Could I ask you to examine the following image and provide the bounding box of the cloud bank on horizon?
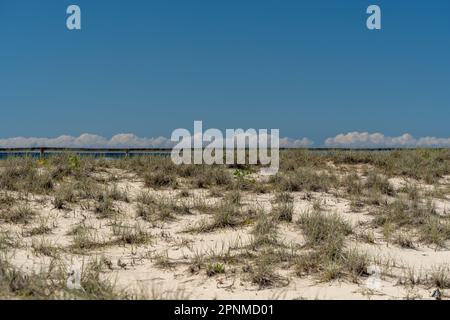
[325,132,450,148]
[0,132,449,149]
[0,134,313,149]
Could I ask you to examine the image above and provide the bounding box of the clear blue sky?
[1,0,449,146]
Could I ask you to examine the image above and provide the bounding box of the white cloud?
[0,134,174,148]
[325,132,450,148]
[279,137,314,148]
[0,133,313,148]
[3,132,449,149]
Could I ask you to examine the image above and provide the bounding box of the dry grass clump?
[0,191,16,209]
[27,217,53,236]
[144,171,178,189]
[190,196,216,214]
[298,210,351,246]
[296,246,370,283]
[250,213,278,248]
[117,155,175,174]
[152,251,176,269]
[400,183,420,201]
[0,158,54,194]
[105,184,129,202]
[224,190,241,205]
[341,173,364,196]
[420,217,450,247]
[49,176,101,210]
[31,238,60,258]
[247,211,296,287]
[272,193,294,222]
[53,184,77,209]
[271,168,337,193]
[393,232,415,249]
[0,158,34,190]
[205,200,242,230]
[0,255,129,299]
[373,199,425,227]
[69,225,107,253]
[118,156,183,189]
[136,201,174,222]
[0,155,102,196]
[249,249,289,288]
[280,149,449,185]
[55,180,127,211]
[135,191,157,206]
[69,177,102,200]
[47,154,98,179]
[112,223,152,245]
[401,264,450,290]
[190,166,233,189]
[373,198,450,247]
[136,193,190,223]
[1,205,36,224]
[295,210,368,282]
[0,231,19,251]
[340,172,394,206]
[249,255,278,288]
[279,150,328,172]
[272,202,294,223]
[274,192,294,203]
[430,265,450,289]
[190,199,244,232]
[0,256,55,299]
[74,260,128,299]
[340,248,371,282]
[364,172,395,196]
[333,149,449,184]
[94,193,116,218]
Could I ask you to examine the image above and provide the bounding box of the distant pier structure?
[0,147,173,159]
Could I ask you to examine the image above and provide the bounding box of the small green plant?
[233,169,255,189]
[68,155,81,170]
[233,169,252,180]
[206,263,225,276]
